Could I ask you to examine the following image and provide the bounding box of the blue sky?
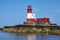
[0,0,60,27]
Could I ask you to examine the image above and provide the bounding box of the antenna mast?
[26,0,31,5]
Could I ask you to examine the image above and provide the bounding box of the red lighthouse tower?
[27,5,32,13]
[27,5,35,22]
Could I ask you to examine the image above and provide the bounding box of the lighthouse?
[24,5,50,25]
[27,5,35,22]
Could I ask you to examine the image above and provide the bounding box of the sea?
[0,30,60,40]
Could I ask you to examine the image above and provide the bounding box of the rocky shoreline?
[0,25,60,36]
[0,28,3,31]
